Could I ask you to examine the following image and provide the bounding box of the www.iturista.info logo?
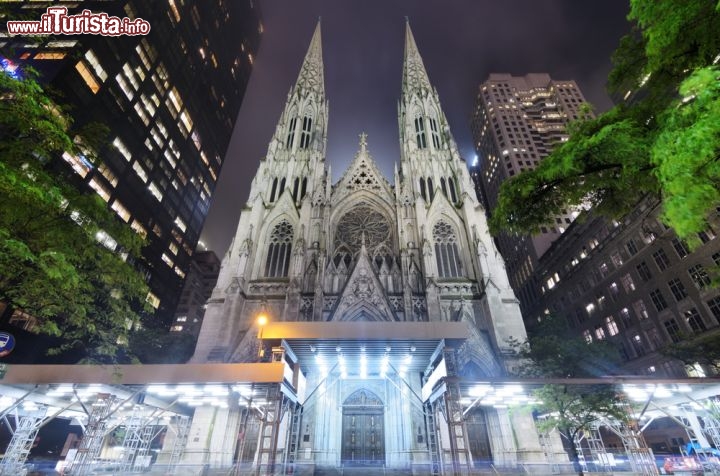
[6,7,150,36]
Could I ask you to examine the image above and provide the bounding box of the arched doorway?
[341,389,385,466]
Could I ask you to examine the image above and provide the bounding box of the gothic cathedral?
[187,21,547,475]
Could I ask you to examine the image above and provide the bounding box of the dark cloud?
[200,0,631,254]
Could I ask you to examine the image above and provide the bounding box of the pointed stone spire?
[295,19,325,97]
[402,20,432,94]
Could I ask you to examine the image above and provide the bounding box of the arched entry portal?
[341,389,385,466]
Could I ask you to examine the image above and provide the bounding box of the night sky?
[200,1,632,255]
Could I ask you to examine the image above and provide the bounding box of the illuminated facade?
[470,74,589,315]
[0,0,261,323]
[187,22,552,474]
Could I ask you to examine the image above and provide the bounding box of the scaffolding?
[574,425,611,473]
[537,431,560,473]
[166,415,191,474]
[64,393,117,476]
[117,405,156,473]
[0,406,47,476]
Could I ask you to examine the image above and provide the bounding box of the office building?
[0,0,261,323]
[170,250,220,339]
[470,73,588,313]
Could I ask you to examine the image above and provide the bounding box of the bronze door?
[342,410,384,466]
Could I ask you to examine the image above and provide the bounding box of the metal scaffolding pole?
[0,406,47,476]
[118,405,156,473]
[167,415,191,474]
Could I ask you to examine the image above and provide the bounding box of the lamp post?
[257,313,268,359]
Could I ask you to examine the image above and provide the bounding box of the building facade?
[527,199,720,378]
[0,0,261,322]
[171,250,221,339]
[470,74,588,314]
[185,22,552,473]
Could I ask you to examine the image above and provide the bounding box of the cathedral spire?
[294,19,325,97]
[402,20,431,95]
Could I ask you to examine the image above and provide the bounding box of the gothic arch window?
[448,177,458,203]
[428,115,441,149]
[427,177,435,201]
[292,177,300,201]
[269,177,278,202]
[419,177,427,201]
[301,177,308,199]
[440,177,447,198]
[433,220,463,278]
[414,114,427,149]
[265,220,293,277]
[279,177,286,198]
[286,111,298,149]
[300,113,313,149]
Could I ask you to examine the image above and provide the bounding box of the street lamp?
[257,312,269,359]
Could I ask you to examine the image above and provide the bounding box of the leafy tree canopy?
[0,69,150,362]
[490,0,720,245]
[660,328,720,375]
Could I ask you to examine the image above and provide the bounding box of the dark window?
[292,177,299,201]
[636,261,652,282]
[429,116,441,149]
[440,177,447,198]
[707,296,720,323]
[414,116,427,149]
[626,239,638,256]
[419,178,427,201]
[433,221,463,278]
[264,220,293,278]
[300,115,313,149]
[664,319,681,343]
[279,177,286,198]
[300,177,308,199]
[652,249,671,271]
[650,289,668,311]
[672,238,690,258]
[688,264,711,289]
[427,178,435,201]
[269,178,278,202]
[685,308,706,333]
[667,278,688,302]
[286,116,297,148]
[448,177,457,203]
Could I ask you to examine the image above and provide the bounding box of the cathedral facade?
[186,21,551,475]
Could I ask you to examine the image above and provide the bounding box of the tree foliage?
[660,328,720,375]
[490,0,720,244]
[0,70,150,362]
[510,315,626,474]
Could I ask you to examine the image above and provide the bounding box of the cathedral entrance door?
[341,390,385,466]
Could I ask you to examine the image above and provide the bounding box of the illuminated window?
[170,325,183,332]
[122,63,139,90]
[132,161,148,183]
[98,163,118,187]
[62,152,90,177]
[113,137,132,161]
[162,253,174,268]
[179,110,193,135]
[131,220,147,238]
[84,50,107,81]
[605,316,619,336]
[174,217,187,233]
[169,242,178,255]
[176,316,187,322]
[34,52,66,60]
[88,178,111,202]
[174,267,186,278]
[111,200,131,222]
[75,61,100,94]
[148,182,163,201]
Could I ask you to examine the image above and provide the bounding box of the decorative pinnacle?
[359,132,368,150]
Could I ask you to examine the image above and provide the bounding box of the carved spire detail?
[402,20,431,95]
[294,20,325,97]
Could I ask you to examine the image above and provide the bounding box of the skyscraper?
[184,21,549,473]
[471,73,588,313]
[0,0,261,323]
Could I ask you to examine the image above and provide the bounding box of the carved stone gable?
[333,133,393,204]
[330,244,395,322]
[344,389,383,407]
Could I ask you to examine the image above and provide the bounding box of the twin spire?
[292,19,431,98]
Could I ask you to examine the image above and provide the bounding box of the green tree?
[510,315,626,475]
[490,0,720,245]
[0,69,150,362]
[660,328,720,375]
